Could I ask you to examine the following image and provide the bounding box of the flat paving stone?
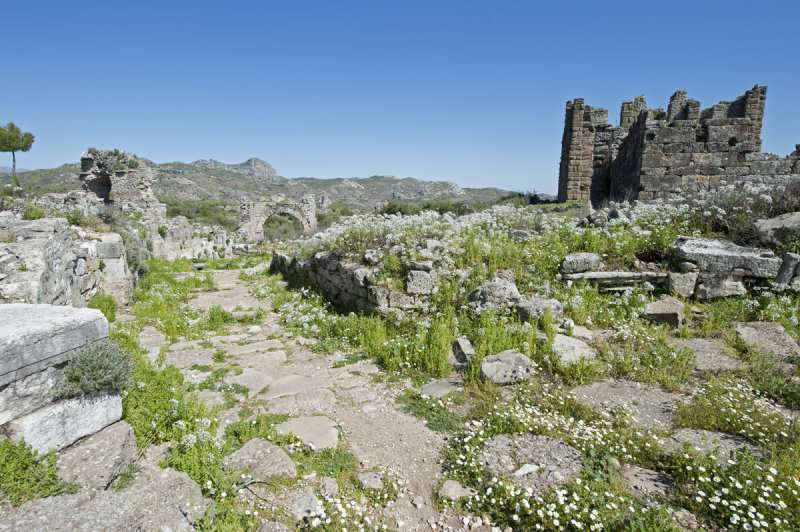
[276,416,339,450]
[735,321,800,360]
[419,376,463,398]
[225,339,284,356]
[163,348,214,369]
[224,438,297,480]
[262,375,332,400]
[572,379,681,431]
[225,368,272,394]
[551,334,596,364]
[267,388,337,415]
[621,465,674,500]
[663,428,760,459]
[668,338,742,372]
[139,326,167,364]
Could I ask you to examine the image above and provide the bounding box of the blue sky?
[3,0,799,194]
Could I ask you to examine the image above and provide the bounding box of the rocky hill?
[2,157,512,209]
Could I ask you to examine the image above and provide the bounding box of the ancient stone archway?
[238,193,317,241]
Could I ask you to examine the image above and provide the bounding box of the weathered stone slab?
[449,336,476,368]
[276,416,338,450]
[551,334,596,364]
[3,392,122,452]
[225,368,272,394]
[0,304,108,387]
[467,278,520,313]
[406,270,436,295]
[755,211,800,247]
[224,438,297,480]
[572,379,679,431]
[0,462,208,531]
[622,465,674,500]
[668,271,698,298]
[438,480,477,500]
[477,433,582,493]
[673,236,782,278]
[562,271,667,288]
[480,350,534,384]
[0,366,61,425]
[357,472,383,490]
[663,428,760,459]
[668,338,741,372]
[56,421,137,489]
[420,376,463,398]
[735,321,800,360]
[694,273,747,299]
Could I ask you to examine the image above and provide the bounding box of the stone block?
[775,252,800,285]
[480,350,534,385]
[673,236,781,278]
[0,304,108,388]
[560,252,602,274]
[694,273,747,299]
[516,296,564,323]
[668,272,698,298]
[406,270,436,295]
[56,421,137,489]
[550,334,596,364]
[0,366,62,425]
[3,392,123,452]
[644,296,685,327]
[755,212,800,247]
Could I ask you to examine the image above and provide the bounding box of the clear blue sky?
[3,0,799,194]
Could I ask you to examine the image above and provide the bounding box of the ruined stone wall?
[557,85,800,205]
[239,194,317,241]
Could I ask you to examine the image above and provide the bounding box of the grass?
[396,391,462,433]
[0,439,77,506]
[88,292,118,322]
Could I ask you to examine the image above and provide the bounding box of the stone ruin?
[557,85,800,205]
[238,193,317,242]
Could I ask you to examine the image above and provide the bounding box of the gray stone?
[679,261,699,272]
[516,296,564,323]
[775,252,800,285]
[0,366,61,425]
[621,465,674,500]
[477,433,582,493]
[668,338,742,372]
[3,391,122,452]
[450,336,476,367]
[357,472,383,490]
[259,523,292,532]
[663,428,760,459]
[668,271,698,298]
[562,271,668,289]
[438,480,477,500]
[467,278,521,313]
[572,379,679,431]
[290,491,323,521]
[319,476,339,497]
[276,416,339,450]
[0,304,108,387]
[755,211,800,246]
[225,368,272,394]
[644,296,685,327]
[508,229,533,242]
[0,462,209,531]
[560,252,602,274]
[735,321,800,360]
[224,438,297,480]
[694,273,747,299]
[420,376,463,398]
[668,508,699,531]
[673,236,782,278]
[56,421,137,489]
[480,350,535,385]
[550,334,596,364]
[406,270,436,295]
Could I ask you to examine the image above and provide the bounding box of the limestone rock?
[420,376,463,398]
[406,270,436,295]
[480,350,534,385]
[560,252,602,274]
[755,211,800,246]
[775,252,800,285]
[668,271,698,298]
[3,392,122,452]
[223,438,297,480]
[357,472,383,490]
[56,421,137,489]
[276,416,339,450]
[621,465,674,500]
[662,428,760,458]
[668,338,741,372]
[694,273,747,299]
[735,321,800,360]
[438,480,477,500]
[508,229,533,242]
[673,236,782,279]
[644,296,685,327]
[259,523,292,532]
[572,379,679,431]
[0,462,209,531]
[0,303,108,388]
[450,336,476,368]
[467,278,520,313]
[477,433,582,493]
[516,296,564,323]
[290,491,322,521]
[0,366,62,426]
[550,334,596,364]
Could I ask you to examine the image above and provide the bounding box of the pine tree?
[0,123,35,188]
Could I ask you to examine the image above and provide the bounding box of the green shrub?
[0,439,76,506]
[88,292,117,322]
[157,225,168,238]
[204,305,235,331]
[65,208,86,226]
[55,340,133,399]
[22,202,45,220]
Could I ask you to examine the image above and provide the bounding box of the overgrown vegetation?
[161,198,240,231]
[55,340,134,399]
[88,291,117,322]
[0,440,76,506]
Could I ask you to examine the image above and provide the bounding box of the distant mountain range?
[1,157,513,209]
[0,166,29,174]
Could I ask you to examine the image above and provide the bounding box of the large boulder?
[673,236,782,279]
[467,278,520,313]
[480,350,535,385]
[755,211,800,247]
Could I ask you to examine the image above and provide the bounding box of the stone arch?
[238,194,317,241]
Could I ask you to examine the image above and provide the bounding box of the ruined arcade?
[557,85,800,205]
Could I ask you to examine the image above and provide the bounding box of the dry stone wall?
[557,85,800,205]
